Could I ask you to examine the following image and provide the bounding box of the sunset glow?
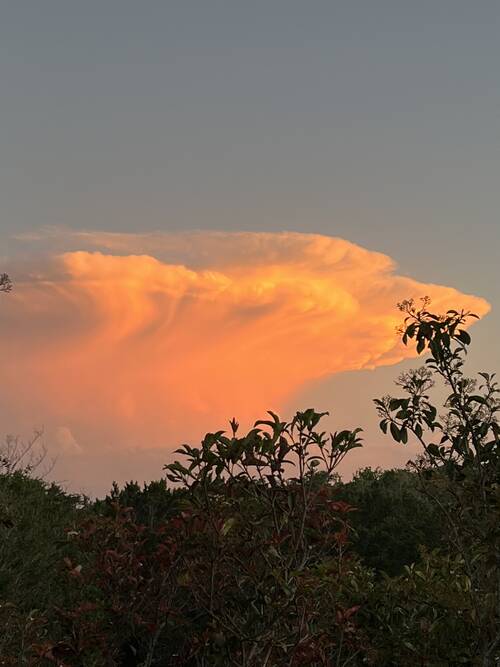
[0,231,490,464]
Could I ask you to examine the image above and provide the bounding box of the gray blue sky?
[1,2,498,493]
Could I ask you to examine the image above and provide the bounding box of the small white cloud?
[54,426,83,456]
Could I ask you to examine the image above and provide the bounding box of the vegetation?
[0,288,498,665]
[0,273,12,293]
[338,466,443,576]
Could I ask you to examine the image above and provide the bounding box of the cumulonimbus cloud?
[0,230,491,461]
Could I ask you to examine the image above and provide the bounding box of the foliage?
[38,410,365,666]
[339,467,443,575]
[0,472,84,664]
[92,478,187,528]
[0,430,54,478]
[365,547,482,665]
[0,298,498,665]
[161,410,365,665]
[0,273,12,294]
[33,504,188,666]
[375,298,500,664]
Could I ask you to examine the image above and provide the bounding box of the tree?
[162,409,366,666]
[375,298,500,665]
[0,472,83,664]
[339,466,443,575]
[93,478,187,527]
[37,410,368,666]
[0,430,54,478]
[0,273,12,293]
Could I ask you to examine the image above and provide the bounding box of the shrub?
[375,299,500,664]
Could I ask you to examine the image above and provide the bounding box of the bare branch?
[0,430,56,479]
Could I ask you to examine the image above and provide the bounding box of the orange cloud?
[0,231,490,489]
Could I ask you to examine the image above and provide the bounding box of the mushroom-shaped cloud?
[0,230,490,452]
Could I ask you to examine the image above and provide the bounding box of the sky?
[0,2,499,496]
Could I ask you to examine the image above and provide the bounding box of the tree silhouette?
[376,298,500,664]
[0,273,12,293]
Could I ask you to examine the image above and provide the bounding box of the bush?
[0,472,83,664]
[339,467,443,575]
[1,299,498,665]
[42,410,368,666]
[375,299,500,663]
